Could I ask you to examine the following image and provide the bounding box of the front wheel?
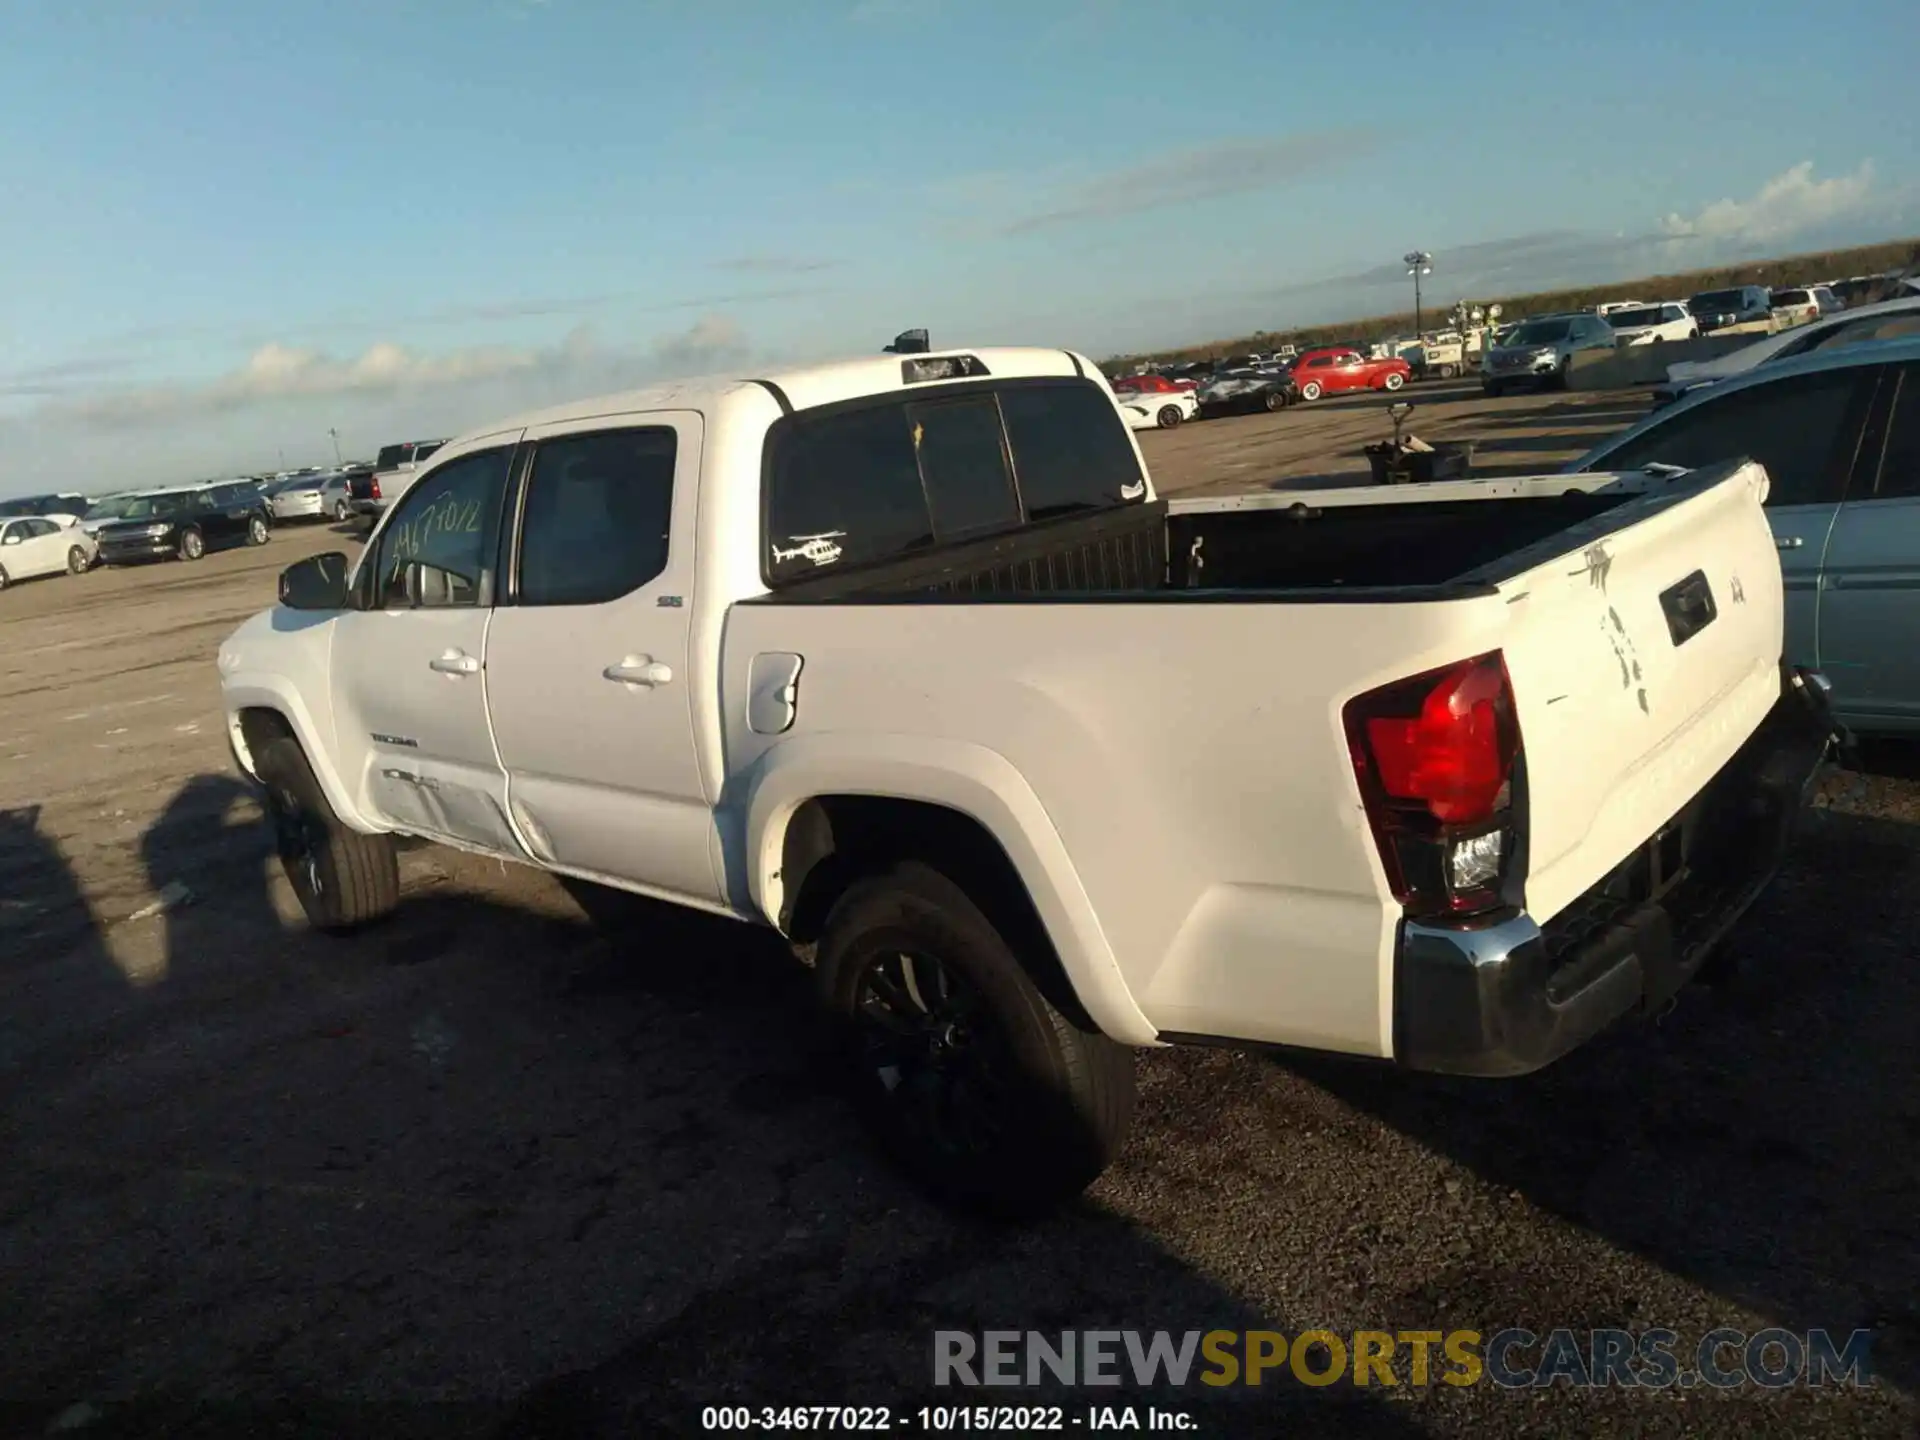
[1438,363,1458,379]
[247,514,270,546]
[816,861,1136,1219]
[177,527,205,561]
[253,733,399,932]
[1156,405,1183,429]
[333,498,351,522]
[1298,380,1323,401]
[1383,371,1406,391]
[67,545,90,574]
[1263,388,1288,412]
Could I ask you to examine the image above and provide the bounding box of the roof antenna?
[884,328,930,354]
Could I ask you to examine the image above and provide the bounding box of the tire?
[815,861,1135,1219]
[68,545,90,574]
[333,498,351,522]
[1383,371,1406,391]
[253,732,399,932]
[1156,405,1183,430]
[246,514,270,546]
[1552,358,1572,392]
[1439,363,1458,379]
[1299,380,1323,401]
[178,527,205,561]
[0,565,8,592]
[1263,389,1288,412]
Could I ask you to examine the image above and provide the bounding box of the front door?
[483,411,720,903]
[330,441,525,854]
[1817,362,1920,728]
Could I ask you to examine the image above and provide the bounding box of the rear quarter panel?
[719,595,1513,1056]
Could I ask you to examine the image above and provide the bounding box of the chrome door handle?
[604,656,673,687]
[1775,536,1804,550]
[429,651,481,675]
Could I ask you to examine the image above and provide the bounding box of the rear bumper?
[1393,665,1837,1077]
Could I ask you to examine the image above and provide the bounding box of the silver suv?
[1480,313,1617,395]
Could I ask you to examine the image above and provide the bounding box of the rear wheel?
[253,732,399,932]
[816,861,1135,1219]
[1383,371,1406,391]
[333,498,351,521]
[1263,388,1288,412]
[246,514,269,546]
[1156,404,1183,429]
[67,545,89,574]
[178,527,205,561]
[1299,380,1323,401]
[1438,363,1458,379]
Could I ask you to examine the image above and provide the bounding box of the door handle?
[1775,536,1804,550]
[429,651,481,676]
[604,656,673,687]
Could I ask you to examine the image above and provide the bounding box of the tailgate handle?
[1775,535,1804,551]
[1659,570,1718,648]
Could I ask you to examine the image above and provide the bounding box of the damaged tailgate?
[1484,460,1788,924]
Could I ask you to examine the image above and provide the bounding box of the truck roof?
[457,346,1098,444]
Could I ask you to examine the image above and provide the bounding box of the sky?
[1,0,1917,495]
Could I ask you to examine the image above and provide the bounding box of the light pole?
[1404,250,1433,340]
[327,427,342,466]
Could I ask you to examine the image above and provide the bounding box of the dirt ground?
[2,386,1917,1438]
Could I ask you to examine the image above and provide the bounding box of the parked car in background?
[1195,363,1295,415]
[1687,284,1776,336]
[269,471,355,523]
[0,515,97,588]
[1112,372,1198,395]
[0,492,89,527]
[1289,347,1408,400]
[1654,294,1920,408]
[1769,285,1843,329]
[1594,300,1645,316]
[94,481,273,565]
[1480,313,1618,394]
[1603,302,1699,345]
[78,491,156,539]
[1570,336,1920,734]
[1117,387,1200,429]
[350,439,448,519]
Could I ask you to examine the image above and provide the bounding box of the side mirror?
[279,551,351,610]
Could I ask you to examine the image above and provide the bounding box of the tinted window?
[1873,367,1920,500]
[1805,313,1920,354]
[374,448,511,608]
[766,403,931,584]
[1592,370,1862,507]
[1000,383,1146,520]
[1306,356,1332,367]
[908,397,1019,539]
[375,443,409,469]
[518,428,676,605]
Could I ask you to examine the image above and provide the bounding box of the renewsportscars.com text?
[933,1328,1875,1390]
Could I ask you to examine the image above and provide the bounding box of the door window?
[1871,366,1920,500]
[1591,370,1866,507]
[372,447,512,608]
[517,427,677,605]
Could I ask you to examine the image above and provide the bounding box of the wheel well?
[779,795,1093,1029]
[235,706,295,774]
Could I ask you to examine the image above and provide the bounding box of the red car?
[1112,372,1198,394]
[1289,347,1410,401]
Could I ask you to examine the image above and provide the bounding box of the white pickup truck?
[217,347,1836,1216]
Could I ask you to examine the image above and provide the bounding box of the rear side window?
[764,380,1146,585]
[767,403,932,583]
[1591,370,1864,507]
[1000,382,1145,520]
[1773,290,1810,306]
[1871,366,1920,500]
[517,427,677,605]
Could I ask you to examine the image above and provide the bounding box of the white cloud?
[1660,161,1877,243]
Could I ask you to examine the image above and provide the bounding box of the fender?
[740,732,1159,1047]
[221,672,377,835]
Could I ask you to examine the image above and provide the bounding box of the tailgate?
[1493,461,1786,923]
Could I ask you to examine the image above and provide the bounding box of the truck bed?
[764,468,1692,603]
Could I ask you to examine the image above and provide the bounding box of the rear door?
[1816,362,1920,728]
[330,441,523,853]
[1577,364,1880,673]
[482,412,719,901]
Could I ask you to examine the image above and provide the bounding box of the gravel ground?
[1,395,1916,1438]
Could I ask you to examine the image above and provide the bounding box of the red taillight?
[1344,652,1523,919]
[369,477,381,499]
